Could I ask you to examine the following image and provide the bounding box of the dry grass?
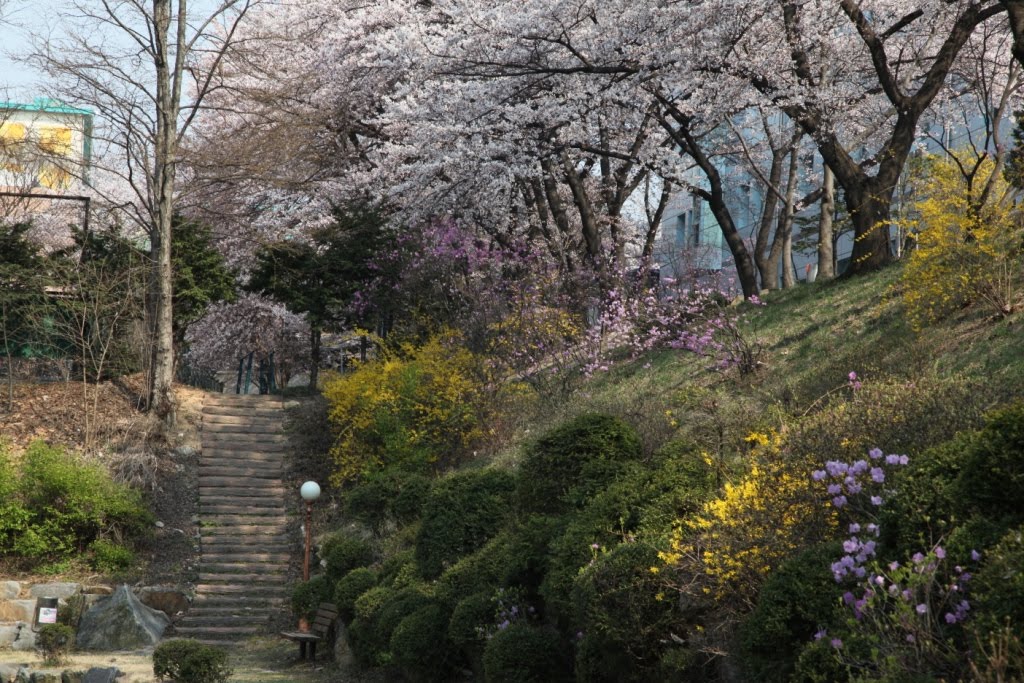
[0,636,376,682]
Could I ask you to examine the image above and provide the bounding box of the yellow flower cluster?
[657,431,835,605]
[322,332,488,485]
[898,152,1021,330]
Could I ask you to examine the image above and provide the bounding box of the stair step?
[202,562,289,573]
[199,505,286,516]
[201,435,287,447]
[199,518,288,529]
[199,572,288,584]
[199,475,288,487]
[178,614,270,627]
[198,495,286,507]
[201,451,285,463]
[204,396,283,405]
[174,625,263,637]
[199,528,290,540]
[203,423,282,435]
[202,553,291,563]
[186,605,277,616]
[195,583,289,595]
[199,483,288,493]
[202,405,284,417]
[198,466,282,478]
[192,593,286,604]
[203,414,284,425]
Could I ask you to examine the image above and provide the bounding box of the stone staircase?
[174,394,291,645]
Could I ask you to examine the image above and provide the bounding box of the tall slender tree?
[26,0,260,426]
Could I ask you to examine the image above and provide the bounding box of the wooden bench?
[280,602,339,660]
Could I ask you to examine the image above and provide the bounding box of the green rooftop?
[0,97,93,116]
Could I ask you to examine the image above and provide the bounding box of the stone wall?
[0,583,111,651]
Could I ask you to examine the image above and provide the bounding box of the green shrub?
[36,623,74,665]
[415,469,516,578]
[482,622,570,683]
[346,471,430,532]
[378,549,416,587]
[390,605,457,681]
[0,441,152,567]
[321,532,375,582]
[153,638,233,683]
[738,543,844,683]
[89,538,135,573]
[435,531,520,607]
[335,567,377,622]
[791,638,849,683]
[517,413,642,514]
[448,591,494,651]
[57,593,87,631]
[290,575,333,622]
[542,451,715,623]
[349,584,435,668]
[570,541,682,680]
[951,403,1024,524]
[971,525,1024,648]
[883,403,1024,556]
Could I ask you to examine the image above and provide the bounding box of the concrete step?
[173,625,263,638]
[199,476,287,488]
[201,434,288,446]
[198,517,288,528]
[202,562,289,573]
[198,573,288,581]
[201,451,285,463]
[203,413,284,425]
[185,605,277,616]
[203,422,282,435]
[198,466,282,479]
[199,504,286,516]
[201,552,291,563]
[195,583,289,595]
[191,593,286,605]
[199,483,288,493]
[203,404,284,417]
[177,614,270,627]
[198,528,288,536]
[198,440,287,453]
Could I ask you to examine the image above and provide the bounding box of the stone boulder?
[0,664,25,683]
[11,625,36,651]
[28,584,80,601]
[0,600,35,622]
[0,582,21,600]
[75,586,169,651]
[134,587,190,619]
[80,669,119,683]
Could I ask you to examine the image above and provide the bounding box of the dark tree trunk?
[309,324,321,391]
[817,164,836,281]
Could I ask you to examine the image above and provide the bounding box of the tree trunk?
[309,323,321,391]
[560,152,602,265]
[817,164,836,281]
[1004,1,1024,68]
[754,150,785,291]
[844,179,893,274]
[780,146,800,288]
[148,0,186,427]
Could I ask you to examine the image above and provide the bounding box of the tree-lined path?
[174,394,291,645]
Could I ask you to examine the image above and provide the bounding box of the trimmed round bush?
[738,543,844,683]
[415,469,516,578]
[321,532,375,582]
[517,413,642,514]
[570,541,681,679]
[482,622,570,683]
[971,525,1024,645]
[390,605,457,681]
[346,471,431,531]
[36,623,74,665]
[542,451,715,624]
[153,638,233,683]
[448,591,495,648]
[291,575,333,621]
[951,403,1024,523]
[335,567,378,622]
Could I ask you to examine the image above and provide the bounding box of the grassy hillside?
[301,262,1024,682]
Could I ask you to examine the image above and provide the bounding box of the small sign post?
[33,597,58,631]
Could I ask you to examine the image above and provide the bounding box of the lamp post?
[300,481,321,582]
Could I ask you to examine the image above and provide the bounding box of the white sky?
[0,1,53,99]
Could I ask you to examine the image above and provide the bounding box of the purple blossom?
[830,638,843,649]
[812,470,827,481]
[916,604,928,614]
[945,613,957,624]
[849,523,861,534]
[971,549,981,562]
[869,447,883,460]
[832,495,848,508]
[870,495,883,506]
[870,467,885,483]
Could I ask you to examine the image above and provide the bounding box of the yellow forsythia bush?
[657,431,835,608]
[899,152,1022,330]
[322,332,489,485]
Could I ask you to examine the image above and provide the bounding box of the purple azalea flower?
[869,447,883,460]
[916,604,928,614]
[849,523,861,534]
[870,495,883,506]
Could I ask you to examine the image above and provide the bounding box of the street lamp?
[300,481,321,583]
